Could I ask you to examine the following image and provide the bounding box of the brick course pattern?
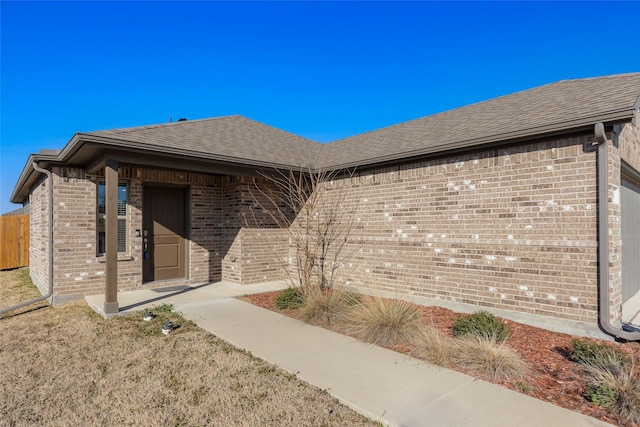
[34,167,287,301]
[315,134,603,323]
[28,176,48,294]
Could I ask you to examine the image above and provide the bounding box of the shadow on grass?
[0,303,49,320]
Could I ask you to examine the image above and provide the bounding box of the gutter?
[0,162,54,316]
[595,122,640,341]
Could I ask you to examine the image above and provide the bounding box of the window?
[97,182,128,254]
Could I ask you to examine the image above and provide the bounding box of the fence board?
[0,214,29,270]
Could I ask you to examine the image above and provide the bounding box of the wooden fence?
[0,214,29,270]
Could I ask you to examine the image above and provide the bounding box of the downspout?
[0,162,54,316]
[595,122,640,341]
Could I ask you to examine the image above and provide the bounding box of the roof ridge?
[553,72,640,85]
[86,115,243,136]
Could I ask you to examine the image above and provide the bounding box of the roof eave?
[9,152,61,203]
[10,131,312,204]
[77,133,312,172]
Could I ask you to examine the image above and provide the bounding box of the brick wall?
[618,112,640,172]
[190,181,224,284]
[29,176,48,293]
[37,166,287,302]
[40,167,218,301]
[221,176,290,284]
[311,134,603,323]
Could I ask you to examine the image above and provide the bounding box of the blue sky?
[1,1,639,214]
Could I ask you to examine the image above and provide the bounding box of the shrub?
[297,288,355,327]
[347,297,422,347]
[275,287,303,310]
[452,335,526,380]
[570,338,630,368]
[452,311,510,342]
[585,384,618,408]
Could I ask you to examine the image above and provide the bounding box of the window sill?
[97,255,134,263]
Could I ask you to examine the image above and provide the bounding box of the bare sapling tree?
[250,165,356,295]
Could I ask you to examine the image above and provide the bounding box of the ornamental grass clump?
[348,296,422,347]
[452,310,511,342]
[297,287,356,327]
[571,338,640,424]
[412,326,455,367]
[452,335,526,380]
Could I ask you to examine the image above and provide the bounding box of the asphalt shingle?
[321,73,640,168]
[82,73,640,171]
[89,115,322,169]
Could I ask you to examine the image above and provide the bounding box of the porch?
[86,279,287,318]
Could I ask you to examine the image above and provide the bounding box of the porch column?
[103,159,119,314]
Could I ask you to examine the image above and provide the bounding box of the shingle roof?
[83,73,640,170]
[320,73,640,169]
[87,115,321,169]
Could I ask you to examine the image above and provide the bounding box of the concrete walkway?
[175,297,613,427]
[85,280,288,317]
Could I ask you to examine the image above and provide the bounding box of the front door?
[143,186,187,282]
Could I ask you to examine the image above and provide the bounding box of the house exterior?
[10,73,640,339]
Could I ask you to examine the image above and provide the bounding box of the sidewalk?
[85,280,288,317]
[175,297,612,427]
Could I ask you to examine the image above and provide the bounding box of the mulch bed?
[247,290,640,427]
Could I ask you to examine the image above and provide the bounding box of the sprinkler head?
[162,320,173,335]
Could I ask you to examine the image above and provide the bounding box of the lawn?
[0,269,378,427]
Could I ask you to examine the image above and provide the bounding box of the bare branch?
[249,164,358,294]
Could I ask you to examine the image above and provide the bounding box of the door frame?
[142,184,189,283]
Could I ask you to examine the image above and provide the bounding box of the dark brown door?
[143,186,186,282]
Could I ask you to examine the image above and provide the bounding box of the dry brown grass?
[347,296,422,347]
[296,287,356,328]
[0,269,378,427]
[578,352,640,424]
[411,326,455,367]
[0,268,48,314]
[583,362,640,424]
[451,335,526,380]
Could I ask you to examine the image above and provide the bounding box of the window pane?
[98,184,105,215]
[98,229,105,254]
[97,182,127,254]
[117,219,126,252]
[118,184,127,216]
